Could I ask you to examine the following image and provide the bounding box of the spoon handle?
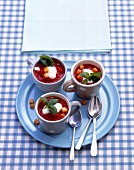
[75,119,92,150]
[70,127,75,161]
[91,118,97,156]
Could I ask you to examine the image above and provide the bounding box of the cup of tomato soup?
[35,92,81,134]
[63,59,105,99]
[27,56,67,92]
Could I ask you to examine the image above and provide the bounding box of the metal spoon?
[75,96,102,151]
[90,96,102,156]
[69,110,82,161]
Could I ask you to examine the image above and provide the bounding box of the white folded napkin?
[22,0,111,54]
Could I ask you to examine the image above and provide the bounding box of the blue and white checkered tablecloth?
[0,0,134,169]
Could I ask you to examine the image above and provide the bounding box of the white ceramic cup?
[63,59,105,99]
[27,57,67,92]
[35,92,81,135]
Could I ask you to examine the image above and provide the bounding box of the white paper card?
[22,0,111,53]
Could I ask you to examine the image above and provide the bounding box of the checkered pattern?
[0,0,134,169]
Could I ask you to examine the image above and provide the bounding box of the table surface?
[0,0,134,170]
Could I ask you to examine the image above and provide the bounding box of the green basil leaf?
[41,97,48,105]
[90,72,102,77]
[89,76,100,83]
[88,76,92,81]
[39,55,54,66]
[80,72,89,79]
[82,79,88,84]
[48,99,59,105]
[48,105,57,114]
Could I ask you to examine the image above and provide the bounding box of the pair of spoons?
[69,96,102,160]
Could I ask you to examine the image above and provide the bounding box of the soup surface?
[33,59,65,83]
[38,96,68,121]
[74,64,102,85]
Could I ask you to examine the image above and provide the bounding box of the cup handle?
[63,79,75,92]
[70,101,81,109]
[27,57,38,68]
[67,101,81,124]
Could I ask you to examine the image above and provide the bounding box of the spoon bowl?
[69,110,82,161]
[88,96,102,119]
[69,111,82,128]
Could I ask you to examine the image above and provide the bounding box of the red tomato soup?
[38,96,68,121]
[33,59,65,83]
[74,64,102,84]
